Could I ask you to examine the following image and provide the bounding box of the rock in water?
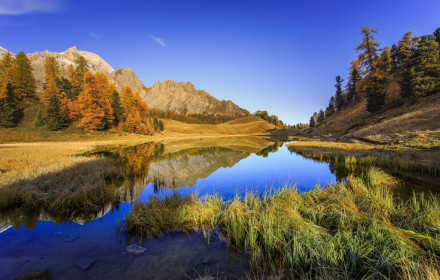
[75,259,95,271]
[126,244,147,254]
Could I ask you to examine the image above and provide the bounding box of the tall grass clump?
[125,168,440,279]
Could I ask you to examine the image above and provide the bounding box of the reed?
[125,168,440,279]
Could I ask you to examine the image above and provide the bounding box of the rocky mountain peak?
[145,80,249,117]
[0,47,248,118]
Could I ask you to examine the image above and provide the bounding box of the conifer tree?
[334,75,345,111]
[309,115,316,128]
[45,93,67,131]
[66,64,75,82]
[71,56,88,99]
[44,55,61,82]
[56,77,74,100]
[356,26,379,75]
[13,52,36,100]
[317,109,325,123]
[325,96,335,117]
[0,82,22,127]
[346,59,361,102]
[0,52,15,93]
[111,90,124,123]
[34,108,45,127]
[76,72,113,130]
[408,36,440,96]
[42,77,59,104]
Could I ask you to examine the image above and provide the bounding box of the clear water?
[0,138,434,279]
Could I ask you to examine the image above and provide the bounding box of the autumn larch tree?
[0,52,16,94]
[13,51,36,100]
[44,55,61,83]
[42,77,59,104]
[71,56,88,99]
[76,72,114,130]
[356,26,387,112]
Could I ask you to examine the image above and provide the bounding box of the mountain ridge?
[0,46,248,118]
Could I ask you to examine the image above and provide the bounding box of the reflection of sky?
[138,146,336,200]
[0,145,336,278]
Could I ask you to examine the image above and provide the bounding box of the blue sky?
[0,0,439,124]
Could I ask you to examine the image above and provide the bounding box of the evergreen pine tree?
[408,36,440,96]
[317,109,325,123]
[0,82,22,127]
[13,52,36,100]
[325,96,335,117]
[346,59,361,102]
[334,75,345,111]
[111,90,124,123]
[309,116,316,128]
[46,93,67,131]
[34,108,45,127]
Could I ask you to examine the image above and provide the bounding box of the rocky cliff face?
[0,46,247,117]
[145,80,249,117]
[146,150,249,188]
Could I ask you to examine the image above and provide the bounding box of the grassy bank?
[287,140,440,175]
[125,168,440,279]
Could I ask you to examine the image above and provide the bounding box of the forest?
[309,26,440,127]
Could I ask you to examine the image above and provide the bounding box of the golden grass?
[287,140,377,151]
[0,138,147,187]
[287,139,440,175]
[126,168,440,279]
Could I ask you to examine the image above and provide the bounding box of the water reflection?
[0,137,277,230]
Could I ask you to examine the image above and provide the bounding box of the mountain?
[144,80,249,116]
[0,46,248,117]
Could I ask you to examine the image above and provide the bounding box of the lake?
[0,137,438,279]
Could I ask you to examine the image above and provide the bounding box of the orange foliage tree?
[76,72,114,130]
[119,86,153,135]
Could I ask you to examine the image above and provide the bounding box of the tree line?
[0,52,163,134]
[309,26,440,127]
[149,108,239,125]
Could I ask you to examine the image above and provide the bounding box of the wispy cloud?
[89,33,102,40]
[0,0,63,15]
[148,34,167,47]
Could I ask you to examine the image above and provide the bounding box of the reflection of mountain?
[0,137,277,229]
[147,150,249,188]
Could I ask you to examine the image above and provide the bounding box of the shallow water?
[0,137,437,279]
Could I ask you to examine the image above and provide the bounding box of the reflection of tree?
[256,142,283,157]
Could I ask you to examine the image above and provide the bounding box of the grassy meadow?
[125,168,440,279]
[287,140,440,175]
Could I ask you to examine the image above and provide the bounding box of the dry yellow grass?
[287,140,377,151]
[163,116,274,136]
[0,138,147,187]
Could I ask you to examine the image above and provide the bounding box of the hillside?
[308,93,440,145]
[0,46,248,118]
[163,116,275,136]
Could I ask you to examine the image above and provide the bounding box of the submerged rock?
[74,259,96,271]
[126,244,147,254]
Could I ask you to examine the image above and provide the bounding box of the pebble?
[126,244,147,254]
[75,259,96,271]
